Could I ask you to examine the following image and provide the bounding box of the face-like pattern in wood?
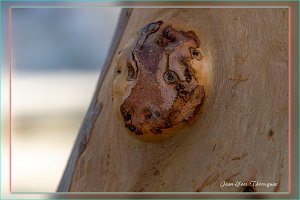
[113,21,206,141]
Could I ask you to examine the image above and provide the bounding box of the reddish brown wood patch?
[119,21,205,137]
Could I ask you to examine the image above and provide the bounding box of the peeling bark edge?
[57,8,132,192]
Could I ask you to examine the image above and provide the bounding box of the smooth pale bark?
[58,8,289,192]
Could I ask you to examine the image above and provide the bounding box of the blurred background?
[1,4,121,192]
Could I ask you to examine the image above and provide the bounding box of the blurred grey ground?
[1,6,121,192]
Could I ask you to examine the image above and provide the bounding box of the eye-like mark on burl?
[119,21,205,137]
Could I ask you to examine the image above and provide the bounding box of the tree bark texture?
[59,8,289,192]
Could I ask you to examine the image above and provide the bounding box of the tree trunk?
[58,8,289,193]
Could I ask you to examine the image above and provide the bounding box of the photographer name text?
[220,180,278,188]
